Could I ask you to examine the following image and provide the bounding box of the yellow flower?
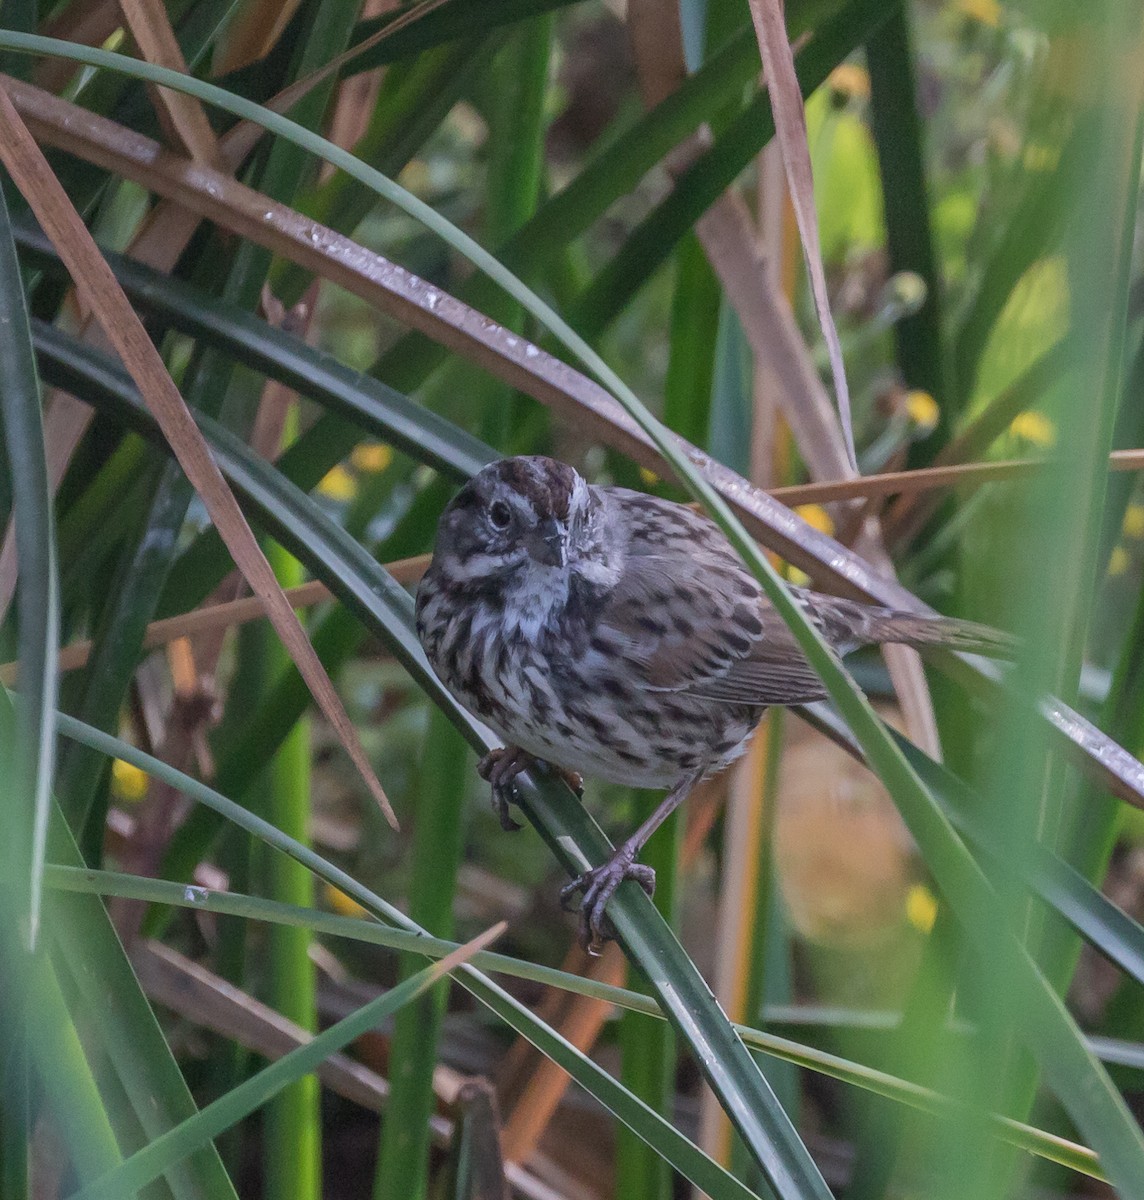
[325,883,368,919]
[794,504,835,537]
[905,882,938,934]
[351,442,393,473]
[957,0,1001,26]
[111,758,149,803]
[1108,546,1131,578]
[1009,410,1057,448]
[828,63,871,101]
[638,467,660,487]
[1022,142,1061,173]
[906,390,940,433]
[317,464,357,501]
[1122,504,1144,539]
[786,567,811,587]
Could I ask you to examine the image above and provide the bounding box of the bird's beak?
[529,518,567,568]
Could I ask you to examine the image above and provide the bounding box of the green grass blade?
[69,942,494,1200]
[0,694,239,1198]
[663,233,720,447]
[340,0,577,73]
[865,5,948,450]
[44,864,1111,1183]
[45,718,766,1200]
[14,223,492,481]
[0,172,58,948]
[373,708,470,1200]
[262,536,321,1200]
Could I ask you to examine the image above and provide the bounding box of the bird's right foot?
[477,746,533,831]
[477,748,585,830]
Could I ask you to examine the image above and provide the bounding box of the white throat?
[501,564,571,640]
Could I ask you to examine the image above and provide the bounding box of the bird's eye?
[488,500,512,530]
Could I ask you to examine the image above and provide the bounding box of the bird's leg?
[560,770,703,955]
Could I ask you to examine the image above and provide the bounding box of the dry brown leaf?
[695,189,852,482]
[118,0,223,166]
[498,942,626,1165]
[0,87,398,830]
[747,0,856,469]
[210,0,308,75]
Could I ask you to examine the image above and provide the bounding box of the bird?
[415,455,1011,952]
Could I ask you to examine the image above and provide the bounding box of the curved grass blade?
[32,328,827,1200]
[48,823,243,1200]
[43,864,1108,1183]
[31,322,1144,993]
[0,84,396,831]
[13,70,1144,832]
[43,716,764,1200]
[7,36,1143,1188]
[13,222,492,482]
[70,926,505,1200]
[0,692,239,1199]
[8,35,1142,835]
[374,708,470,1200]
[32,321,1144,1193]
[0,170,58,948]
[16,240,1144,843]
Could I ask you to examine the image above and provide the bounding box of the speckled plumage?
[416,456,1010,950]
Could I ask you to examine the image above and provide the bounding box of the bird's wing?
[589,496,829,705]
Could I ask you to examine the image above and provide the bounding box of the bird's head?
[429,456,603,587]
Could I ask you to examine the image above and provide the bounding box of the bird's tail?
[795,589,1015,659]
[859,607,1016,659]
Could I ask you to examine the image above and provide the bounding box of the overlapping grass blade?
[42,863,1108,1183]
[44,713,765,1200]
[33,307,1144,1190]
[0,173,58,947]
[69,926,504,1200]
[31,322,825,1200]
[9,26,1144,1193]
[34,312,1144,998]
[865,5,947,445]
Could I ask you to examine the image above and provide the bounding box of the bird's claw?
[478,747,530,831]
[478,748,585,831]
[560,857,656,955]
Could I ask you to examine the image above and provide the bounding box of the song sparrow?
[416,456,1010,952]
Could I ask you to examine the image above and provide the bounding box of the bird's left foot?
[560,853,656,955]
